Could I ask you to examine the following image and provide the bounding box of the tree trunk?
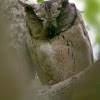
[0,0,100,100]
[0,0,35,100]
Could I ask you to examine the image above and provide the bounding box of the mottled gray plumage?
[19,0,93,85]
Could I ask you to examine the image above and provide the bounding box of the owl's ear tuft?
[18,0,35,8]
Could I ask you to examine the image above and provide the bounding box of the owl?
[19,0,94,85]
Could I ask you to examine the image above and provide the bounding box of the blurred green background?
[83,0,100,61]
[70,0,100,61]
[28,0,100,61]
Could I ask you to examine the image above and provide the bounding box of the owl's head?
[19,0,76,39]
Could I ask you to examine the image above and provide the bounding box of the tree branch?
[33,59,100,100]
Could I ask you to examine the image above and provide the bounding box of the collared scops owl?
[19,0,94,85]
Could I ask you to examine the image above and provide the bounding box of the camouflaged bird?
[19,0,94,85]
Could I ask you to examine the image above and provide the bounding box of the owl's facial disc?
[19,0,76,38]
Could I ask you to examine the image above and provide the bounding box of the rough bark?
[0,0,100,100]
[1,0,37,78]
[0,0,35,100]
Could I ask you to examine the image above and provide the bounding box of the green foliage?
[84,0,100,44]
[37,0,44,2]
[28,0,44,2]
[82,0,100,58]
[35,76,40,83]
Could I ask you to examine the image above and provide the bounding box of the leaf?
[35,76,40,83]
[38,0,44,2]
